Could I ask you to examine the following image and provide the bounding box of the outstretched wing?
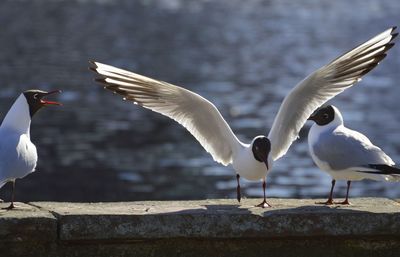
[268,27,397,161]
[90,61,243,165]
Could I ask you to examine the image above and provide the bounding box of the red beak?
[40,90,62,106]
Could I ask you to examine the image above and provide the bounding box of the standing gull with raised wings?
[90,27,397,207]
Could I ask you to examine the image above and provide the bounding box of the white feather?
[90,27,397,176]
[0,94,38,187]
[91,62,243,165]
[309,106,399,182]
[268,27,397,160]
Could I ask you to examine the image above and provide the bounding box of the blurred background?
[0,0,399,202]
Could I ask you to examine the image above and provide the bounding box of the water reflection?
[0,0,399,201]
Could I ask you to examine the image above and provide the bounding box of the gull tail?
[367,164,400,174]
[357,164,400,182]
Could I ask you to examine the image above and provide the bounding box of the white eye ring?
[323,113,329,119]
[33,93,39,99]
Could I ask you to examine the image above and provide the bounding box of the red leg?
[336,181,351,205]
[316,179,335,205]
[236,174,241,202]
[256,179,271,208]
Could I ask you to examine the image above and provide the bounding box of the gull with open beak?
[0,89,61,209]
[90,27,396,207]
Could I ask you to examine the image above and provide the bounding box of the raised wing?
[268,27,398,161]
[90,61,243,165]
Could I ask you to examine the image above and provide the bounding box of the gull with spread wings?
[90,27,397,207]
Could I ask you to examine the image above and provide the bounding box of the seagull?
[308,105,400,205]
[90,27,397,207]
[0,90,61,209]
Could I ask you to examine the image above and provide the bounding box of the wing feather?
[268,27,397,160]
[90,62,242,165]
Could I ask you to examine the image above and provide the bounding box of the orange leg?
[335,181,351,205]
[256,179,271,208]
[316,179,335,205]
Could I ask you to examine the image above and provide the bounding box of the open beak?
[40,90,62,106]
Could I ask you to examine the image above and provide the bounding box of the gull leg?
[336,181,351,205]
[3,180,15,210]
[316,179,335,205]
[256,179,271,208]
[236,174,241,202]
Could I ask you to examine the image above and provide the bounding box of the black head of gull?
[252,136,271,169]
[23,89,62,117]
[308,105,335,126]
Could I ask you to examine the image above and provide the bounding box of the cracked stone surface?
[0,199,399,257]
[32,198,400,240]
[0,202,57,242]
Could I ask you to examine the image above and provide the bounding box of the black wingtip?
[386,42,395,50]
[88,60,97,66]
[391,32,399,42]
[94,81,116,92]
[88,66,98,73]
[94,77,107,83]
[364,164,400,175]
[88,60,99,73]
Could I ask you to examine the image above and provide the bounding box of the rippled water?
[0,0,400,202]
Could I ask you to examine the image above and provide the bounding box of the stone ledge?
[0,202,57,242]
[33,198,400,240]
[0,198,400,257]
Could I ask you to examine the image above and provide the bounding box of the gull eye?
[33,93,39,99]
[323,113,329,119]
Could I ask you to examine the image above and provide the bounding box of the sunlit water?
[0,0,399,202]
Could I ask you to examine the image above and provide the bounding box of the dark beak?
[308,111,318,121]
[255,152,269,170]
[264,160,269,170]
[40,90,62,106]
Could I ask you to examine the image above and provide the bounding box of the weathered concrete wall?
[0,198,400,257]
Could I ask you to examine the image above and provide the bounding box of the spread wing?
[90,61,243,165]
[268,27,397,161]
